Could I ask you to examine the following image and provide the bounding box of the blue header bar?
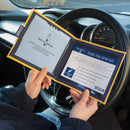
[73,45,117,65]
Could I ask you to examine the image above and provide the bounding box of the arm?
[59,89,98,130]
[60,117,92,130]
[69,89,98,121]
[0,83,37,112]
[0,67,51,112]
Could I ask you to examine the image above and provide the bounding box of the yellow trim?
[33,9,76,39]
[24,10,34,26]
[7,9,126,105]
[7,36,19,58]
[103,52,126,104]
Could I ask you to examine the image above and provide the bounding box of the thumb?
[80,89,89,103]
[36,67,48,83]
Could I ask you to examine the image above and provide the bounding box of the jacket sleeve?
[0,83,38,112]
[60,117,92,130]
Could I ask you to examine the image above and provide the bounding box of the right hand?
[69,89,98,121]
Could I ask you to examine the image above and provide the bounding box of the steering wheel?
[40,8,130,116]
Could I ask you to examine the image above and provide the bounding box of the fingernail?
[43,67,48,72]
[85,89,89,94]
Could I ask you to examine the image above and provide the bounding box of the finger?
[70,89,81,99]
[80,89,89,103]
[28,70,39,81]
[88,97,98,106]
[44,78,50,89]
[46,77,52,86]
[87,98,98,112]
[35,67,48,83]
[42,83,49,90]
[71,94,79,103]
[42,82,45,89]
[41,77,51,90]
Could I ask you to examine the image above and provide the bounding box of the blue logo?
[64,67,75,78]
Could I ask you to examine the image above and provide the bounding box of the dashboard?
[1,9,130,48]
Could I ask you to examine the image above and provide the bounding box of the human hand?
[25,67,51,99]
[69,89,98,121]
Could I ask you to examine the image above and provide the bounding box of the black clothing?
[0,83,92,130]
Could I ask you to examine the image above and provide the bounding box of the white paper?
[15,15,70,73]
[61,46,116,94]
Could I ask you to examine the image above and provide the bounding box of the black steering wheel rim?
[40,8,130,116]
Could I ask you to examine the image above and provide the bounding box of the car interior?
[0,0,130,129]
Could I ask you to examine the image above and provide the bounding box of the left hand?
[25,67,51,99]
[69,89,98,121]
